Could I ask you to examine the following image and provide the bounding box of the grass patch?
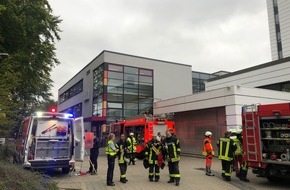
[0,144,58,190]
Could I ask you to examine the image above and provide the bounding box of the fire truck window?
[135,126,144,145]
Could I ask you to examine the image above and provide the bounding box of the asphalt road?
[50,150,290,190]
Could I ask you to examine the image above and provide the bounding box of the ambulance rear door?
[73,117,85,162]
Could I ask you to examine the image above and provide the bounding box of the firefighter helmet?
[130,132,134,136]
[205,131,212,136]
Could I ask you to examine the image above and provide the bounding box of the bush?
[0,149,58,190]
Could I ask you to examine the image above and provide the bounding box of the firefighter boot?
[206,167,214,176]
[167,178,174,183]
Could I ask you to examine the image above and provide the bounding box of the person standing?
[88,133,100,175]
[217,131,237,181]
[231,131,249,182]
[127,132,137,165]
[164,130,181,186]
[156,132,161,142]
[202,131,215,176]
[106,133,118,186]
[116,134,129,183]
[145,134,162,182]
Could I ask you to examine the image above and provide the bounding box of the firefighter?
[231,131,249,182]
[203,131,215,176]
[106,133,118,186]
[164,129,181,186]
[115,134,129,183]
[217,131,237,181]
[127,132,137,165]
[145,134,163,182]
[88,133,100,175]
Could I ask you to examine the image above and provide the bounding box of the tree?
[0,0,61,137]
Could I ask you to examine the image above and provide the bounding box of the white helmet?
[205,131,212,136]
[130,132,134,136]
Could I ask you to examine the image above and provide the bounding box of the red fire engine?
[101,115,175,158]
[242,103,290,180]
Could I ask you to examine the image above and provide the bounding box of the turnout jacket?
[116,140,128,164]
[145,139,162,165]
[164,135,181,162]
[217,137,237,161]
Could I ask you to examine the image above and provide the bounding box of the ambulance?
[13,110,84,174]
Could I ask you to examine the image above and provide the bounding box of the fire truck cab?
[242,103,290,180]
[14,111,84,174]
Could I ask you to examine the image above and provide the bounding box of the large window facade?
[192,71,218,94]
[59,80,83,104]
[93,63,153,123]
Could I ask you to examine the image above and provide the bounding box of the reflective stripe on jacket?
[218,137,236,161]
[127,137,137,153]
[106,140,117,156]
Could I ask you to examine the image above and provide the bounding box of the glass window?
[139,97,153,104]
[124,109,138,118]
[139,76,152,84]
[124,66,138,74]
[124,74,138,82]
[139,103,152,110]
[108,71,123,80]
[108,64,123,72]
[124,94,138,102]
[107,94,123,101]
[139,82,152,90]
[124,81,138,88]
[107,108,122,117]
[108,86,123,94]
[108,102,123,109]
[108,79,123,87]
[139,69,153,76]
[124,102,138,109]
[124,88,138,95]
[139,89,153,96]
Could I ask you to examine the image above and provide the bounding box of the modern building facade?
[155,57,290,155]
[58,50,192,136]
[267,0,290,60]
[192,71,229,94]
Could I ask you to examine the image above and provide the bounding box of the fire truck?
[13,111,85,174]
[101,115,176,158]
[242,103,290,180]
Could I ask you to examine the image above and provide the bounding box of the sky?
[48,0,272,101]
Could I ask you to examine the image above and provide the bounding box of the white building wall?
[104,51,193,100]
[267,0,290,60]
[267,0,278,60]
[205,59,290,91]
[154,86,290,131]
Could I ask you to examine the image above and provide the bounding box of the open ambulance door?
[73,117,85,162]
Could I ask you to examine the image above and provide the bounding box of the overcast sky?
[48,0,271,101]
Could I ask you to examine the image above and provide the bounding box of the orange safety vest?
[202,137,215,156]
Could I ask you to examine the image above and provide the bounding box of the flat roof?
[58,50,192,91]
[207,56,290,82]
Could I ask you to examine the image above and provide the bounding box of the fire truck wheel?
[62,167,70,174]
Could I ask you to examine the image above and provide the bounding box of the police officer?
[217,131,237,181]
[88,133,100,175]
[106,133,118,186]
[145,134,162,182]
[164,129,181,186]
[116,134,129,183]
[127,132,137,165]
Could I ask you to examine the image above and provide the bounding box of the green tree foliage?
[0,0,61,137]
